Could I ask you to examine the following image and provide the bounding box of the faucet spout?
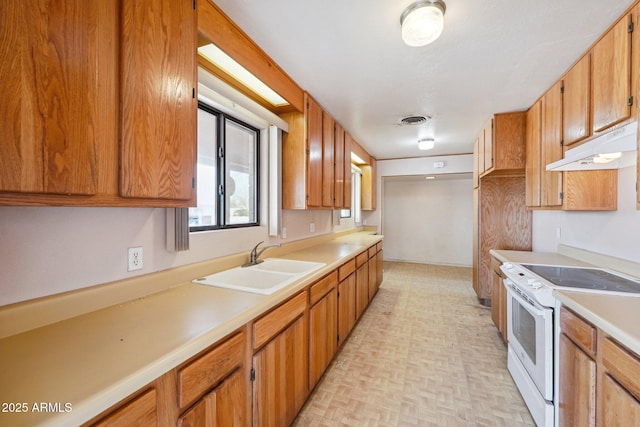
[243,241,282,267]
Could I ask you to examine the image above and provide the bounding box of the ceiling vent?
[399,115,430,125]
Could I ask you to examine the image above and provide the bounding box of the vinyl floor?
[293,262,536,427]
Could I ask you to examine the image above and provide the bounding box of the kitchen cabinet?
[490,256,507,344]
[0,0,197,207]
[558,307,596,427]
[376,242,384,289]
[476,112,526,178]
[90,387,158,426]
[355,251,370,319]
[361,159,377,211]
[563,54,591,147]
[591,13,633,134]
[482,118,494,173]
[558,306,640,426]
[337,259,357,348]
[368,245,378,301]
[334,123,352,209]
[252,291,308,427]
[525,87,617,211]
[309,272,338,389]
[120,0,197,201]
[541,81,564,207]
[322,111,336,207]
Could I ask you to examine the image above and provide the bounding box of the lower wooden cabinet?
[252,291,308,427]
[309,272,338,389]
[558,306,640,426]
[490,256,507,344]
[355,251,369,319]
[90,388,157,427]
[338,272,357,348]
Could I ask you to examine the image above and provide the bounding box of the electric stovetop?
[522,264,640,294]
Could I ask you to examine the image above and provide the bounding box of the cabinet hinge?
[193,0,196,10]
[192,88,195,98]
[560,192,564,200]
[192,177,195,189]
[628,96,634,107]
[250,368,255,382]
[560,85,564,94]
[560,140,564,147]
[337,334,340,344]
[629,21,634,33]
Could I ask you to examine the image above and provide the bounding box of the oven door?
[505,280,553,401]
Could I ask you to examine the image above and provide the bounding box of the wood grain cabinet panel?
[563,54,591,147]
[309,287,337,389]
[601,374,640,426]
[120,0,196,201]
[0,1,98,195]
[541,81,564,207]
[334,123,346,208]
[90,388,157,427]
[253,291,307,350]
[355,261,369,319]
[490,257,507,344]
[525,101,542,207]
[322,111,335,207]
[338,273,356,348]
[177,369,245,427]
[376,250,383,289]
[558,333,596,427]
[592,14,633,134]
[483,118,494,172]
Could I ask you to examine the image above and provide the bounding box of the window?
[190,102,259,231]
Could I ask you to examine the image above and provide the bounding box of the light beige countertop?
[555,291,640,356]
[489,249,594,267]
[0,232,382,427]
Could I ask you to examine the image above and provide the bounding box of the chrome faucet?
[243,241,281,267]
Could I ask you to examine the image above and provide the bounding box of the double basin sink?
[194,258,326,295]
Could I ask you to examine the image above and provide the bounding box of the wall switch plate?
[281,227,287,239]
[309,223,315,233]
[128,247,144,271]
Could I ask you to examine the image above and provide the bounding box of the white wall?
[382,177,473,266]
[532,166,640,263]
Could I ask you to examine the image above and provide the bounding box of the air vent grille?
[400,115,430,125]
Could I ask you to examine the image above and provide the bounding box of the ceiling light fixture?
[418,138,435,150]
[400,0,446,47]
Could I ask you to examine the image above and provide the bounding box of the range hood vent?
[546,121,638,171]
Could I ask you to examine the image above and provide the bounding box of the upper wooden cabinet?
[334,123,352,209]
[563,54,591,147]
[541,81,564,207]
[0,0,197,207]
[592,13,633,134]
[120,0,197,201]
[0,1,99,196]
[322,111,336,208]
[361,159,377,211]
[476,112,526,179]
[525,101,542,207]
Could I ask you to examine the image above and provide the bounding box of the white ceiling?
[212,0,635,160]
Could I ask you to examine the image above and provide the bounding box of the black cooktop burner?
[522,264,640,294]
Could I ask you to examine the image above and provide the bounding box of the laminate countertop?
[0,232,382,427]
[490,249,640,357]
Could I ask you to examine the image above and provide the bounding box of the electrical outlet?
[310,222,315,233]
[128,247,143,271]
[281,227,287,239]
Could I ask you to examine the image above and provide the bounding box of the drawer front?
[356,251,368,267]
[310,270,338,306]
[490,256,503,276]
[177,331,245,410]
[376,242,383,252]
[253,291,307,350]
[91,388,157,426]
[368,246,377,259]
[560,307,596,358]
[602,337,640,400]
[338,259,356,281]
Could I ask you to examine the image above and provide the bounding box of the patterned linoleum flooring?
[293,262,535,427]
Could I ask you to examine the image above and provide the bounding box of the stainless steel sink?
[194,258,325,295]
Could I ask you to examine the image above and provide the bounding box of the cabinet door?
[120,0,196,200]
[322,112,335,207]
[355,262,369,320]
[309,288,337,389]
[343,133,353,209]
[253,315,308,427]
[601,374,640,426]
[376,250,383,288]
[306,95,323,207]
[338,274,356,348]
[592,14,632,133]
[368,253,377,301]
[563,55,591,146]
[92,388,157,426]
[541,81,563,207]
[490,269,502,336]
[334,123,345,208]
[558,334,596,427]
[0,1,98,195]
[178,370,245,427]
[483,119,493,173]
[525,101,542,207]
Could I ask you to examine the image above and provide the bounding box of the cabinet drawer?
[91,388,157,426]
[254,291,307,350]
[560,307,596,358]
[602,337,640,400]
[376,242,383,253]
[368,246,377,259]
[338,259,356,281]
[310,271,338,306]
[356,251,368,267]
[177,331,245,410]
[490,256,503,276]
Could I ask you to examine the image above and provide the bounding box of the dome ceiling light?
[418,138,435,150]
[400,0,446,47]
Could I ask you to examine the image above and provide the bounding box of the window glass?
[225,119,258,225]
[189,102,259,231]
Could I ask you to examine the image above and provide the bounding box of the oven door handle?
[505,281,547,316]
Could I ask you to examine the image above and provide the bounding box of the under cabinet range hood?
[546,121,638,171]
